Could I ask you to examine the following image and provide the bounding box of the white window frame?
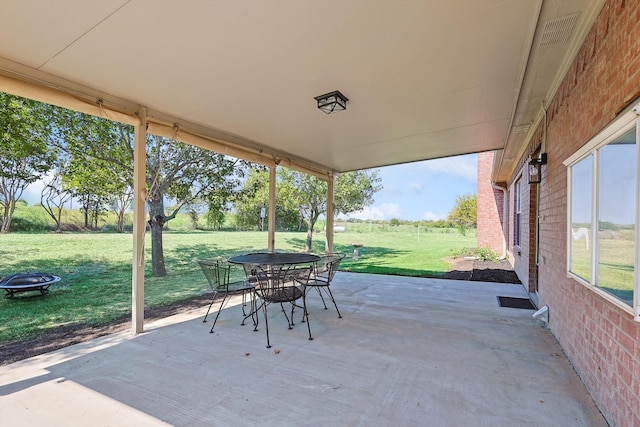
[564,102,640,322]
[515,178,522,247]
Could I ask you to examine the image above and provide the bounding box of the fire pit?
[0,272,61,298]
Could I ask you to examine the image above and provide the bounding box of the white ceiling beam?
[0,73,139,126]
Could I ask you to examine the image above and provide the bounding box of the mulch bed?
[440,258,521,284]
[1,260,520,366]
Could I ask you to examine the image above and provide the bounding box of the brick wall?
[476,152,505,256]
[509,1,640,425]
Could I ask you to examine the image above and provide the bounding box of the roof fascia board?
[0,72,139,126]
[493,0,607,183]
[147,122,275,168]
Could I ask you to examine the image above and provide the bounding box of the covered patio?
[0,273,606,426]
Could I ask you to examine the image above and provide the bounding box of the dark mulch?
[471,259,521,284]
[440,258,522,284]
[1,261,520,366]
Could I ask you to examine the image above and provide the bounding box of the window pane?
[570,156,593,282]
[596,129,636,305]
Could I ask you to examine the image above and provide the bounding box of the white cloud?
[21,174,52,205]
[403,154,477,181]
[346,203,401,220]
[422,210,444,221]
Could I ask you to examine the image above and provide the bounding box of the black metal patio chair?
[306,253,345,318]
[251,263,313,348]
[197,259,256,333]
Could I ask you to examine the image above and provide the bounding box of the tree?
[109,184,134,232]
[278,168,382,251]
[0,93,55,232]
[144,135,246,276]
[49,108,247,276]
[234,168,302,231]
[64,154,119,229]
[40,172,72,232]
[447,194,477,228]
[48,108,133,230]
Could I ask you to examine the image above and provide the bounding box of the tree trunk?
[1,206,11,233]
[55,208,63,233]
[148,191,167,277]
[0,199,16,233]
[116,209,125,232]
[305,212,320,252]
[92,200,99,230]
[83,206,89,229]
[305,228,312,252]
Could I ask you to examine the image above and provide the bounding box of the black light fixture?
[528,153,547,184]
[314,90,348,114]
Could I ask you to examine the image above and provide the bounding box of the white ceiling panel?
[0,0,604,177]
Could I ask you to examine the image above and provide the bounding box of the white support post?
[325,175,335,253]
[132,107,147,334]
[268,164,277,252]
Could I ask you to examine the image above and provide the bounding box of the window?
[569,155,593,282]
[565,104,640,321]
[515,178,522,246]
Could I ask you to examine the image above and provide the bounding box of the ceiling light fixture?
[314,90,348,114]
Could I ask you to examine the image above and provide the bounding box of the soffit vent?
[513,124,531,134]
[539,12,580,49]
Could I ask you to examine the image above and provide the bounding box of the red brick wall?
[504,166,538,293]
[476,152,505,256]
[509,1,640,425]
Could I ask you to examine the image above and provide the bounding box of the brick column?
[477,151,505,256]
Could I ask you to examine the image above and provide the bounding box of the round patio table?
[228,252,319,266]
[228,252,319,348]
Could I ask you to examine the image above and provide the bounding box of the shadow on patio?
[0,273,606,426]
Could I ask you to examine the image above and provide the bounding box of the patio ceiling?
[0,0,604,181]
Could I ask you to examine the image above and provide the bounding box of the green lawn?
[0,228,475,341]
[570,227,634,304]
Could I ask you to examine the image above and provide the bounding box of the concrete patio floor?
[0,273,607,426]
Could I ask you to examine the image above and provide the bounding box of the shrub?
[451,246,499,262]
[10,216,49,232]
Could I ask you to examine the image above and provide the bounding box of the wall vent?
[513,124,531,134]
[539,12,580,49]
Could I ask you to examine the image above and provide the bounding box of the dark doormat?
[497,296,536,310]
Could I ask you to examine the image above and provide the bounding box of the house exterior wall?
[476,152,505,256]
[508,170,531,292]
[503,1,640,425]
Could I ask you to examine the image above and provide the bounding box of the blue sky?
[23,153,478,222]
[345,153,478,221]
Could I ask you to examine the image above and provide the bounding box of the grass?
[570,227,634,304]
[0,227,475,342]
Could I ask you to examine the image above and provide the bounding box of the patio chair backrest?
[252,264,312,304]
[315,253,345,282]
[197,259,230,291]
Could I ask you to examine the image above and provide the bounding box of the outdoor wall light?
[528,153,547,184]
[314,90,348,114]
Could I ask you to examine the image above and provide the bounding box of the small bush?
[451,246,499,262]
[10,216,48,232]
[475,247,498,261]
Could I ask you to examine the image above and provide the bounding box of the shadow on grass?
[283,237,443,277]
